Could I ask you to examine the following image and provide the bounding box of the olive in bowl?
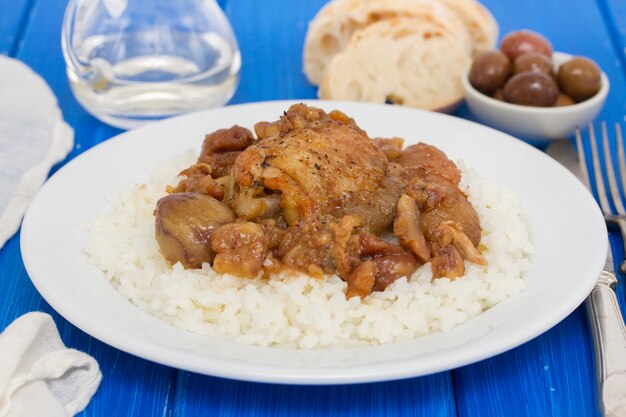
[502,71,559,107]
[467,29,604,109]
[512,52,553,76]
[500,30,553,61]
[558,57,602,102]
[462,52,609,140]
[468,51,511,95]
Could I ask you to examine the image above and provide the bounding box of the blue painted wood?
[226,0,319,104]
[601,0,626,90]
[173,373,456,417]
[2,0,626,416]
[216,0,228,11]
[0,1,176,416]
[0,0,32,55]
[455,308,598,417]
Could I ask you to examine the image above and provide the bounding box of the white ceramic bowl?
[462,52,609,141]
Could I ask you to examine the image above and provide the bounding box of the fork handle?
[585,271,626,417]
[605,217,626,274]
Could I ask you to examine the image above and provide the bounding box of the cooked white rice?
[85,151,533,349]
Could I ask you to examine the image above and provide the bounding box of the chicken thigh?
[231,104,400,233]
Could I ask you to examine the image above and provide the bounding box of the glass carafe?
[62,0,241,129]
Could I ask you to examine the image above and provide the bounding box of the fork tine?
[602,122,626,215]
[611,122,626,274]
[589,123,613,214]
[616,123,626,207]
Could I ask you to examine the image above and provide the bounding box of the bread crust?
[437,0,498,55]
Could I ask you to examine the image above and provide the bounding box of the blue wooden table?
[1,1,626,416]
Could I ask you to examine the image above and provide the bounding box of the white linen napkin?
[0,56,74,250]
[0,312,101,417]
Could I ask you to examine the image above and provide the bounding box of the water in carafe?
[63,0,241,129]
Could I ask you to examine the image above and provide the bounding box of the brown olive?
[155,192,236,268]
[554,93,575,107]
[500,30,553,61]
[513,52,553,76]
[502,71,559,107]
[469,51,511,94]
[557,57,601,101]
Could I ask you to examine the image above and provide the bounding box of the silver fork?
[576,123,626,417]
[588,123,626,274]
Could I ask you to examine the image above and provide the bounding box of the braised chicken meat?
[154,104,487,298]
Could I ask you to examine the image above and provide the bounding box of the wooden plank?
[0,0,32,55]
[0,1,177,416]
[1,1,620,417]
[455,308,598,417]
[601,0,626,82]
[226,0,319,104]
[172,372,455,417]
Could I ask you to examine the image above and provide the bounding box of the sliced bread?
[303,0,471,85]
[318,17,471,111]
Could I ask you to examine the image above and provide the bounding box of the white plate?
[21,100,606,385]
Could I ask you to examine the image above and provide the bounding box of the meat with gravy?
[154,104,486,298]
